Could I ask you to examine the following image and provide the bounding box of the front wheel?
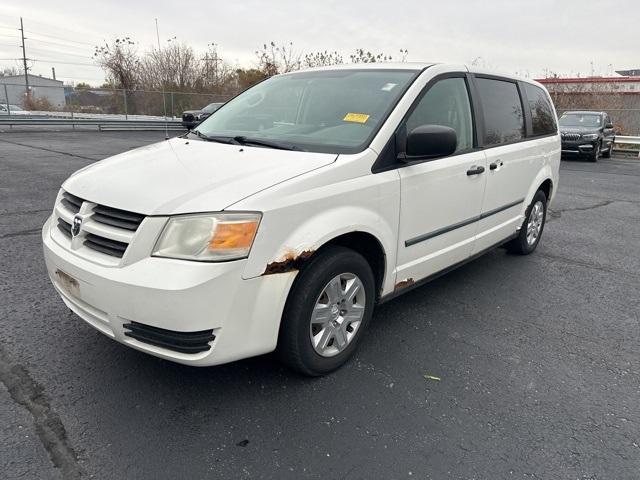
[277,246,375,376]
[589,142,601,162]
[601,141,613,158]
[505,190,547,255]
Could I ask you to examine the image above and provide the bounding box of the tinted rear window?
[523,83,557,136]
[476,78,525,146]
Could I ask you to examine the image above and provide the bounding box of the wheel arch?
[524,165,555,214]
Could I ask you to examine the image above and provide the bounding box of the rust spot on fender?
[395,278,415,291]
[263,249,315,275]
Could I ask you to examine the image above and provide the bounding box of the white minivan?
[43,63,560,375]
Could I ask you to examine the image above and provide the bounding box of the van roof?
[287,62,434,73]
[286,63,545,87]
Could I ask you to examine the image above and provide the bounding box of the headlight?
[582,133,598,140]
[152,212,261,262]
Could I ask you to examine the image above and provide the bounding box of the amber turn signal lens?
[208,221,259,250]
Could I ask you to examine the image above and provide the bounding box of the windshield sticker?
[381,83,397,91]
[343,113,370,124]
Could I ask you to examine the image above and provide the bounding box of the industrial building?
[0,73,65,109]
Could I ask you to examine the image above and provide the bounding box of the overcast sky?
[1,1,638,85]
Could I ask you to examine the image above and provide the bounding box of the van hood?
[63,138,336,215]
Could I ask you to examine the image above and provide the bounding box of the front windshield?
[196,69,419,154]
[559,113,602,127]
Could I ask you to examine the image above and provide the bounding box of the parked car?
[43,63,560,375]
[559,110,615,161]
[0,104,30,115]
[181,102,224,129]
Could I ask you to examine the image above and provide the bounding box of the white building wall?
[0,74,65,108]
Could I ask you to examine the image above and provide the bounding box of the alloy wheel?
[309,273,366,357]
[526,201,545,246]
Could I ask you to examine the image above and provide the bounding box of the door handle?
[466,165,485,176]
[489,160,503,171]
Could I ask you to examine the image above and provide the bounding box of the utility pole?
[19,17,30,96]
[155,18,169,140]
[204,55,210,83]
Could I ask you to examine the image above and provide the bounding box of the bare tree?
[256,42,301,76]
[1,66,19,76]
[93,38,140,90]
[302,50,344,68]
[349,48,395,63]
[140,40,200,91]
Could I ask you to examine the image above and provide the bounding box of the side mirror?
[403,125,457,161]
[605,123,613,129]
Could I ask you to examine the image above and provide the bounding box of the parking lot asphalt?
[1,130,639,479]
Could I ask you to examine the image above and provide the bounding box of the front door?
[396,76,487,286]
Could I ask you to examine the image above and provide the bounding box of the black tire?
[277,246,375,376]
[601,141,613,158]
[505,190,547,255]
[588,142,600,162]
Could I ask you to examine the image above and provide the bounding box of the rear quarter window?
[476,78,525,146]
[523,83,557,136]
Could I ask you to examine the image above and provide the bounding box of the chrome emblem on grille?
[71,214,83,237]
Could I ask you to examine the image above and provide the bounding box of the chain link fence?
[550,92,640,135]
[2,81,640,137]
[1,82,233,119]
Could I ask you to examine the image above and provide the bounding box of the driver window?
[405,77,473,152]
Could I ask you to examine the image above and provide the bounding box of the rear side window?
[476,78,525,146]
[523,83,557,136]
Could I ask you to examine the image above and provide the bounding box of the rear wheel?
[277,246,375,376]
[505,190,547,255]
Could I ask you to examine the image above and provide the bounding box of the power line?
[31,59,99,67]
[18,15,105,41]
[27,37,94,52]
[26,46,93,59]
[24,30,98,47]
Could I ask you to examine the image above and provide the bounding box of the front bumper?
[42,216,296,366]
[561,139,598,155]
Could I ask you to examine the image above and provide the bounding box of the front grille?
[123,321,216,354]
[57,218,72,237]
[55,190,145,261]
[562,133,581,141]
[92,204,144,231]
[182,113,195,122]
[61,191,83,214]
[83,233,128,257]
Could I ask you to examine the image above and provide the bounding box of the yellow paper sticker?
[343,113,370,124]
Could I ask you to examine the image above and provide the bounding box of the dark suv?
[559,111,615,161]
[181,102,224,129]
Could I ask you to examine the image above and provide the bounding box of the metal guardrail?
[2,114,640,157]
[0,115,185,131]
[613,136,640,157]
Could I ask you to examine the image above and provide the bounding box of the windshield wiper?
[233,136,300,151]
[188,130,236,145]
